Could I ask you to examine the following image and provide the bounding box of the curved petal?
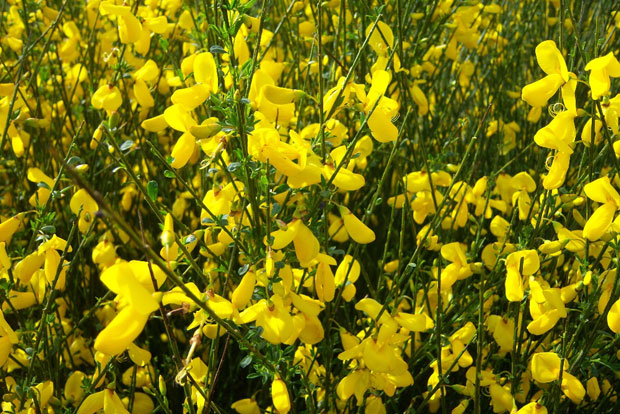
[535,40,568,81]
[522,74,564,107]
[583,200,616,241]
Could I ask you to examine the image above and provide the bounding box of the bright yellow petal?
[261,84,303,105]
[607,298,620,333]
[341,207,375,244]
[194,51,219,94]
[141,114,168,132]
[505,267,524,302]
[531,352,561,383]
[394,312,434,332]
[561,372,585,404]
[584,176,620,205]
[272,378,290,414]
[119,14,142,44]
[171,84,209,111]
[522,74,564,107]
[323,165,365,191]
[292,221,319,266]
[583,201,616,241]
[133,78,154,107]
[588,68,610,100]
[232,271,256,310]
[77,391,104,414]
[335,255,360,285]
[163,104,196,132]
[103,388,130,414]
[366,21,394,55]
[315,262,335,302]
[527,309,562,335]
[170,132,196,169]
[94,307,149,356]
[506,249,539,275]
[0,215,23,243]
[542,151,571,190]
[535,40,568,81]
[368,108,398,143]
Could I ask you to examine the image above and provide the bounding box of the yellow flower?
[27,168,54,207]
[163,104,198,169]
[505,250,539,302]
[583,176,620,240]
[93,262,163,355]
[585,52,620,99]
[231,398,261,414]
[334,255,360,302]
[531,352,563,383]
[522,40,569,107]
[489,382,514,413]
[232,271,256,310]
[99,1,142,44]
[70,189,99,233]
[587,377,601,401]
[240,296,294,344]
[339,206,376,244]
[0,309,18,367]
[486,315,514,353]
[91,84,122,112]
[77,389,129,414]
[313,253,336,302]
[440,242,472,291]
[511,172,536,220]
[0,213,25,244]
[516,402,547,414]
[272,377,291,414]
[526,278,567,335]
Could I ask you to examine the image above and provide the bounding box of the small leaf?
[40,225,56,234]
[164,170,175,178]
[147,181,158,201]
[238,264,249,276]
[239,355,252,368]
[210,45,226,54]
[67,156,83,166]
[120,140,134,151]
[227,162,241,172]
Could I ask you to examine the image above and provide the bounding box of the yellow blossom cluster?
[2,0,620,413]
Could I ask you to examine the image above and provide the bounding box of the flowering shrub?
[1,0,620,413]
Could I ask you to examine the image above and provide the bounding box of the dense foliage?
[1,0,620,413]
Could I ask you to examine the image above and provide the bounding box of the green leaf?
[147,181,158,201]
[210,45,226,54]
[239,355,252,368]
[227,162,241,172]
[40,225,56,234]
[120,140,134,151]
